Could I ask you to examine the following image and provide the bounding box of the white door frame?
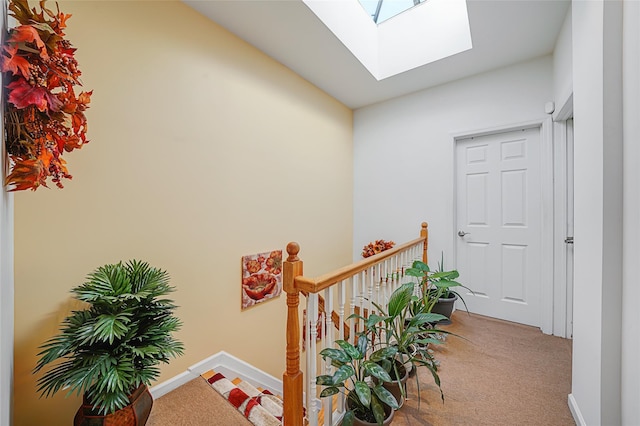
[451,117,554,335]
[1,3,14,425]
[552,94,574,338]
[0,190,14,426]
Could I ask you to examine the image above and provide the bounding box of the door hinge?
[564,236,574,244]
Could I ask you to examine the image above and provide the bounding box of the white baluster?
[375,262,382,313]
[325,287,334,354]
[405,250,409,278]
[319,309,331,426]
[398,253,404,288]
[391,255,397,293]
[321,311,326,368]
[308,293,319,426]
[337,282,345,341]
[359,271,366,340]
[382,259,389,306]
[395,253,401,290]
[350,276,357,345]
[367,266,374,329]
[303,305,311,425]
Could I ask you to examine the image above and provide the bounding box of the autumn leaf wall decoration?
[2,0,92,191]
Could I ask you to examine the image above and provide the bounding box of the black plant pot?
[431,293,458,324]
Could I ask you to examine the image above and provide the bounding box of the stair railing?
[283,222,429,426]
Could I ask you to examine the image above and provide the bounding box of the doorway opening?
[452,115,572,337]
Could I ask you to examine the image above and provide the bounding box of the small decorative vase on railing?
[74,384,153,426]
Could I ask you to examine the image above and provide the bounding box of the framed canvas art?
[241,250,283,310]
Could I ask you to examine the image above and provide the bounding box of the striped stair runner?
[201,370,283,426]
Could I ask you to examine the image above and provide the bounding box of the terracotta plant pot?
[352,409,394,426]
[382,360,409,408]
[347,391,395,426]
[74,384,153,426]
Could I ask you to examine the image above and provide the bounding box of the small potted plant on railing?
[316,335,399,426]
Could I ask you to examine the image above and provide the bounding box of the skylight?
[302,0,472,80]
[358,0,427,24]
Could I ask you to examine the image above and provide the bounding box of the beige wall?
[12,2,353,424]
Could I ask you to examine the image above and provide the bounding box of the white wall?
[353,56,552,266]
[553,5,573,116]
[569,1,623,424]
[0,2,14,424]
[622,1,640,424]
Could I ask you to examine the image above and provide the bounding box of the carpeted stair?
[201,370,283,426]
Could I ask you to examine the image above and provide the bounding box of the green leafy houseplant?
[33,260,184,416]
[316,336,399,425]
[407,258,472,317]
[362,282,450,403]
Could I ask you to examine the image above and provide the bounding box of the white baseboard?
[189,351,283,396]
[568,393,586,426]
[150,351,284,400]
[149,370,198,399]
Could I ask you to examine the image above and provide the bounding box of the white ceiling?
[183,0,570,109]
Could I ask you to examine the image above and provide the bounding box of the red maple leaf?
[7,78,62,112]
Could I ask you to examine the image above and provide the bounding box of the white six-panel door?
[455,127,542,327]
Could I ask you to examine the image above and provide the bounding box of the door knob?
[458,231,470,237]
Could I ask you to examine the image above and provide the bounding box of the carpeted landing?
[147,376,252,426]
[393,312,574,426]
[148,312,574,425]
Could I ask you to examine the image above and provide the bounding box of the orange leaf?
[8,25,48,59]
[1,45,31,77]
[5,155,49,191]
[57,13,72,30]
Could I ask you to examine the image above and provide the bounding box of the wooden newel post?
[421,222,429,264]
[283,242,304,426]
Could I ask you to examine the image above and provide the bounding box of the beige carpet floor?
[393,312,574,426]
[148,311,574,425]
[147,376,251,426]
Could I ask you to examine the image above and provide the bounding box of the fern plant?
[33,260,184,415]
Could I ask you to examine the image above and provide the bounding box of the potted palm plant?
[33,260,184,426]
[316,335,399,426]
